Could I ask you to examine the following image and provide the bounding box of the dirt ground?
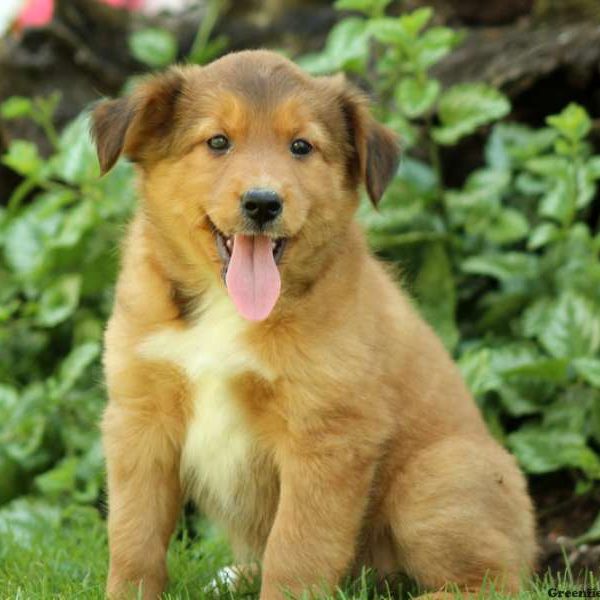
[532,473,600,577]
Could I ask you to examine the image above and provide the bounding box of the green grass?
[0,500,596,599]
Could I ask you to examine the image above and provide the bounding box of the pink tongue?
[225,235,281,321]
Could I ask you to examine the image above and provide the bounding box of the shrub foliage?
[0,0,599,540]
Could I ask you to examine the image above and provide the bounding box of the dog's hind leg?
[384,436,536,597]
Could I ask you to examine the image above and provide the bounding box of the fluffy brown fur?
[92,50,537,600]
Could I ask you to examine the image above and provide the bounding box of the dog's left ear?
[325,75,401,206]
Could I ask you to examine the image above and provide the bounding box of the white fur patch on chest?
[137,286,273,512]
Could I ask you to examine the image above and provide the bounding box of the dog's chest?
[138,290,274,516]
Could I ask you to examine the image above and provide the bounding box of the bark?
[434,22,600,98]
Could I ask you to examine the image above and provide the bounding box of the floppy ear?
[328,75,401,206]
[91,97,134,175]
[91,69,184,175]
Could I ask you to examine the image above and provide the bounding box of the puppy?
[92,50,536,599]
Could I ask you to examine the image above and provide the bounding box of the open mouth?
[208,219,287,322]
[214,228,287,267]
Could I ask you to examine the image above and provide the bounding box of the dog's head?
[92,50,400,322]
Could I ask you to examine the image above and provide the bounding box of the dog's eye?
[290,139,313,156]
[207,135,230,152]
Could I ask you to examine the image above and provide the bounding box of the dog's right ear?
[91,97,134,175]
[91,69,185,175]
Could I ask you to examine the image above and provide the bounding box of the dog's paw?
[206,566,240,593]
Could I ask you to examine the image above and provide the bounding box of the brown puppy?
[92,50,536,600]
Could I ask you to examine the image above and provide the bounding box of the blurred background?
[0,0,599,596]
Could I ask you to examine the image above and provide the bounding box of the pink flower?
[102,0,144,8]
[16,0,144,30]
[17,0,54,28]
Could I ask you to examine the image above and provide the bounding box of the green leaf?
[525,155,568,178]
[70,440,104,502]
[444,168,510,234]
[543,388,595,434]
[521,297,552,338]
[1,96,33,119]
[461,253,538,283]
[458,348,499,397]
[129,28,178,68]
[501,358,570,384]
[528,222,559,250]
[395,77,439,118]
[0,497,62,547]
[334,0,391,16]
[538,292,600,358]
[298,18,368,74]
[414,242,458,351]
[95,160,136,217]
[576,162,596,210]
[515,173,546,196]
[52,200,96,249]
[0,449,24,504]
[542,226,600,298]
[398,7,433,37]
[397,157,438,194]
[415,27,461,69]
[477,292,530,330]
[384,114,419,148]
[35,457,78,496]
[486,343,547,415]
[486,123,557,169]
[368,17,411,46]
[540,178,575,225]
[496,385,541,417]
[508,429,600,477]
[3,410,47,465]
[487,343,544,374]
[3,205,61,275]
[53,342,100,398]
[433,83,510,145]
[36,274,82,327]
[487,208,529,245]
[485,125,512,171]
[2,140,44,177]
[51,112,99,183]
[34,457,79,497]
[0,384,18,413]
[586,156,600,180]
[465,168,511,194]
[573,357,600,387]
[553,137,573,156]
[367,230,445,248]
[368,9,433,46]
[546,103,591,142]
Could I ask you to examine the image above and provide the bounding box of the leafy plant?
[0,100,135,508]
[1,0,599,551]
[0,0,229,535]
[300,0,600,537]
[454,109,600,490]
[129,0,228,69]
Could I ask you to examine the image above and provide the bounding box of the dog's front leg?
[103,401,182,600]
[260,438,378,600]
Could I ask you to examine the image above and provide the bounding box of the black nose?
[241,188,282,226]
